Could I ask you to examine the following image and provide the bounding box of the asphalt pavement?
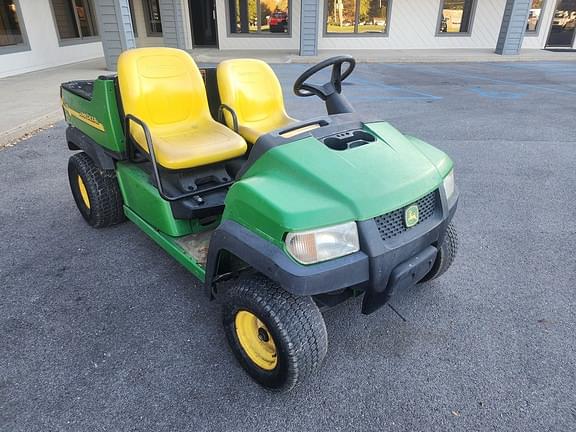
[1,61,575,431]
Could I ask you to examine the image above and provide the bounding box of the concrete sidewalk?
[1,48,575,147]
[0,58,107,147]
[193,47,576,64]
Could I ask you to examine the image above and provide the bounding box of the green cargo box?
[61,77,125,154]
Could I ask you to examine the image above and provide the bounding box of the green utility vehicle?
[61,48,458,392]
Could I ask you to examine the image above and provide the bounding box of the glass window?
[0,0,24,48]
[128,0,137,36]
[51,0,98,41]
[526,0,545,32]
[143,0,162,36]
[229,0,290,34]
[326,0,390,35]
[438,0,476,34]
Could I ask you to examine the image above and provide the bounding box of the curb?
[0,109,63,149]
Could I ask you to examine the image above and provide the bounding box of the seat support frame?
[217,104,239,133]
[124,114,234,202]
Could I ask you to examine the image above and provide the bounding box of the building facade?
[1,0,576,77]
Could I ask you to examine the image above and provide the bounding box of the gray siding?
[159,0,187,49]
[95,0,136,70]
[496,0,531,54]
[300,0,318,56]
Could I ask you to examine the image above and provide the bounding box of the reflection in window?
[229,0,289,34]
[439,0,475,34]
[326,0,389,34]
[143,0,162,36]
[526,0,544,32]
[74,0,97,37]
[0,0,24,47]
[547,1,576,46]
[51,0,98,40]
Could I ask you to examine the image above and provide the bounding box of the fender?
[204,220,369,298]
[66,126,123,170]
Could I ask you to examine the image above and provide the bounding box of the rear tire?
[222,276,328,393]
[420,223,458,283]
[68,152,125,228]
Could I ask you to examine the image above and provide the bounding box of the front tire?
[420,223,458,283]
[68,152,125,228]
[222,276,328,393]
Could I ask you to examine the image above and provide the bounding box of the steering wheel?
[293,56,356,100]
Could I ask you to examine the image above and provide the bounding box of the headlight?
[285,222,359,265]
[443,169,455,200]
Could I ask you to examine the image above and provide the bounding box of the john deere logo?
[404,204,419,228]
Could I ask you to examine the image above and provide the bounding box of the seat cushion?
[217,59,296,143]
[118,48,247,169]
[131,119,246,170]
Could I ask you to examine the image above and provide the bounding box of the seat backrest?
[118,47,211,129]
[217,59,289,130]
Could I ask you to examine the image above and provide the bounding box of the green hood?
[224,121,453,244]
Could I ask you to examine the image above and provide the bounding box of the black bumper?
[357,189,458,313]
[205,188,458,314]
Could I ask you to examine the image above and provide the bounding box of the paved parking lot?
[1,61,575,431]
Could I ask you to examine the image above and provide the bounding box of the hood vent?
[323,129,376,151]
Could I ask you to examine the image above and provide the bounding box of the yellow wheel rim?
[77,175,91,209]
[235,310,278,371]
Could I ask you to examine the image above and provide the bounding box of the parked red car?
[269,11,288,32]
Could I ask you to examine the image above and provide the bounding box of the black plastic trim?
[66,126,123,170]
[61,80,94,101]
[205,191,458,314]
[205,191,458,315]
[205,220,370,297]
[359,189,459,314]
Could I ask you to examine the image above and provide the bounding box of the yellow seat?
[118,48,247,170]
[216,59,296,144]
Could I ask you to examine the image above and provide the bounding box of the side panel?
[115,162,194,237]
[124,207,206,282]
[62,79,125,153]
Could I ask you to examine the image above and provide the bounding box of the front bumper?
[358,188,458,313]
[206,188,458,314]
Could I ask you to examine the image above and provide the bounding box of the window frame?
[226,0,292,38]
[142,0,163,37]
[0,0,31,55]
[323,0,392,37]
[49,0,100,46]
[435,0,478,37]
[525,0,546,36]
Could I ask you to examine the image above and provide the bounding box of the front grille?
[374,190,438,241]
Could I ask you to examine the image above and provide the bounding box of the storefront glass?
[143,0,162,36]
[526,0,545,32]
[438,0,475,34]
[230,0,290,34]
[51,0,98,41]
[326,0,390,34]
[0,0,23,47]
[547,0,576,46]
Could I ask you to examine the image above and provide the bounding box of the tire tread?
[223,276,328,392]
[68,152,125,228]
